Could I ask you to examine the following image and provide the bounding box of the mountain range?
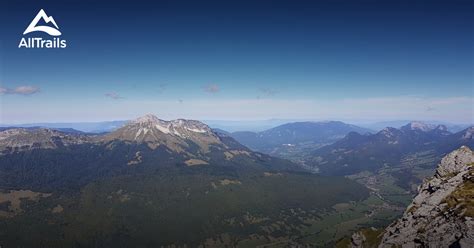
[2,119,469,134]
[362,120,472,133]
[229,121,372,163]
[0,114,304,190]
[0,114,369,247]
[1,115,472,246]
[312,122,473,176]
[0,121,127,133]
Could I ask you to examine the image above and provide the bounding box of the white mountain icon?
[23,9,61,36]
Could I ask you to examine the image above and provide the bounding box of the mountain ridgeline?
[231,121,372,151]
[0,114,369,247]
[229,121,373,163]
[0,114,302,191]
[312,122,474,176]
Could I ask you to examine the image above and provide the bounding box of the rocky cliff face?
[99,114,223,152]
[379,146,474,247]
[0,128,90,154]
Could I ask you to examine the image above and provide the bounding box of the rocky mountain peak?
[401,121,448,133]
[378,127,401,139]
[436,124,448,132]
[402,121,434,131]
[126,114,212,134]
[101,114,221,152]
[131,114,161,125]
[462,127,474,140]
[379,146,474,247]
[436,146,474,177]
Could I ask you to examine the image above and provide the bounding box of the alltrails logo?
[18,9,67,48]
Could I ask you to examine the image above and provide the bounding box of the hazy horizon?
[1,114,473,125]
[1,114,472,134]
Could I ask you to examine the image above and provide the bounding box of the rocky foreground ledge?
[345,146,474,248]
[379,146,474,247]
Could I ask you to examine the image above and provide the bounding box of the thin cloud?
[104,92,125,100]
[178,99,184,104]
[13,86,40,95]
[203,84,220,94]
[426,106,435,112]
[259,88,278,97]
[0,86,40,95]
[157,83,167,94]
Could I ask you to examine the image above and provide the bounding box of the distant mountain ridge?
[0,126,85,134]
[312,122,474,176]
[362,120,472,133]
[0,121,127,133]
[230,121,372,154]
[0,128,91,154]
[400,121,449,133]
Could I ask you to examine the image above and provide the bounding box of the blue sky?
[1,0,473,123]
